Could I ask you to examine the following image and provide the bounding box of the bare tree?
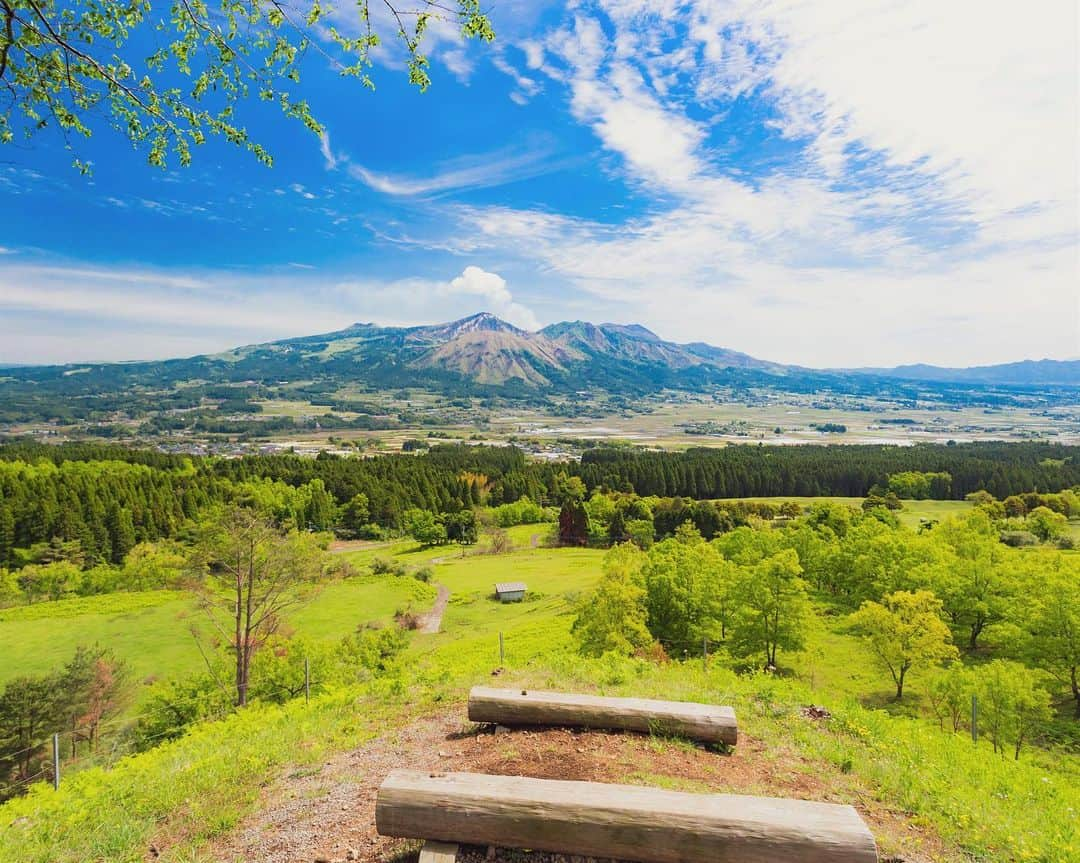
[191,507,322,706]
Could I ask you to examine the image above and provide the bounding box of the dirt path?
[416,584,450,634]
[328,540,396,555]
[201,706,957,863]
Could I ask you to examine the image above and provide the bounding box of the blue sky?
[1,0,1077,367]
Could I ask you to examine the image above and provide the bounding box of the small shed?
[495,581,527,603]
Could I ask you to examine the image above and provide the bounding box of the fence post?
[71,714,77,759]
[52,733,60,791]
[971,694,978,743]
[304,657,310,705]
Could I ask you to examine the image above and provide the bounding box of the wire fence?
[1,661,319,797]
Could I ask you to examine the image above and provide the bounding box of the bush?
[1000,530,1039,547]
[485,527,514,555]
[413,565,434,583]
[488,497,555,528]
[370,556,407,576]
[395,610,421,630]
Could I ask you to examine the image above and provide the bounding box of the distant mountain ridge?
[853,359,1080,387]
[6,312,1078,397]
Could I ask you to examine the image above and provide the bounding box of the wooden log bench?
[467,686,738,747]
[377,770,878,863]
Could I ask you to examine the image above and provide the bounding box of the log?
[376,770,878,863]
[467,686,738,746]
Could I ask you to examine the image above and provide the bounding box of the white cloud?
[433,0,1079,366]
[441,48,473,81]
[491,51,542,104]
[0,261,542,364]
[347,145,560,197]
[440,266,540,330]
[699,0,1078,239]
[318,131,339,171]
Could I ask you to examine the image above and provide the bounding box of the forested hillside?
[2,441,1079,570]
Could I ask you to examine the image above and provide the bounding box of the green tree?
[974,660,1053,759]
[887,471,951,500]
[120,540,186,590]
[0,673,63,794]
[554,472,590,546]
[927,512,1015,650]
[624,518,655,549]
[0,503,13,566]
[1024,506,1068,542]
[302,478,337,532]
[16,560,82,602]
[403,507,446,546]
[639,526,729,653]
[729,549,811,669]
[926,664,974,732]
[106,504,137,564]
[441,509,477,546]
[849,590,958,700]
[190,506,322,706]
[0,569,20,606]
[1026,561,1080,717]
[338,492,371,538]
[0,0,493,170]
[573,543,653,657]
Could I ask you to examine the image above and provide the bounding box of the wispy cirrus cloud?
[343,142,567,197]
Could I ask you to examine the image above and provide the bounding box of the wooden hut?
[494,581,527,602]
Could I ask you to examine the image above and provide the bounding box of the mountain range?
[4,314,1078,407]
[208,312,797,393]
[221,312,1075,390]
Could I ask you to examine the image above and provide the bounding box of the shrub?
[413,565,434,583]
[1000,530,1039,547]
[370,556,407,577]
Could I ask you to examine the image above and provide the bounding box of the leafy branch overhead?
[0,0,494,170]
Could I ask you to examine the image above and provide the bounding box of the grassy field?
[0,525,548,702]
[2,521,1079,862]
[716,496,974,529]
[0,575,428,705]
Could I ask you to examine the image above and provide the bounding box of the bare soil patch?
[416,585,450,634]
[203,707,958,863]
[328,540,395,554]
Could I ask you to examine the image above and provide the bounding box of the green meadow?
[0,525,552,701]
[0,572,426,706]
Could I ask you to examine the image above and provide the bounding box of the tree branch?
[0,0,14,81]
